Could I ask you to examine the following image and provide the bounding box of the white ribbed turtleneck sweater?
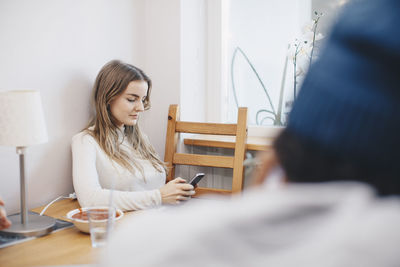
[71,128,165,211]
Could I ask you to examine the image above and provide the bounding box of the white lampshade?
[0,90,55,238]
[0,90,48,147]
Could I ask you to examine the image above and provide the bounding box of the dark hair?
[274,128,400,196]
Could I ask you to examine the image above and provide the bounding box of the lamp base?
[0,213,56,237]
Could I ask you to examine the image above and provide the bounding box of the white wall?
[0,0,147,214]
[140,0,182,159]
[0,0,208,214]
[180,0,206,122]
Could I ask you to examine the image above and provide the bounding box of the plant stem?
[256,109,276,125]
[231,47,277,122]
[276,47,289,126]
[293,44,300,100]
[293,59,297,99]
[309,16,320,66]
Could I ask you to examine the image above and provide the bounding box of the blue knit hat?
[287,0,400,175]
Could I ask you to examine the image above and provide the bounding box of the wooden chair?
[164,104,248,195]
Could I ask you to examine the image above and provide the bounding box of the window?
[206,0,348,133]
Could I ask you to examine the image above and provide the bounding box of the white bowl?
[66,206,124,233]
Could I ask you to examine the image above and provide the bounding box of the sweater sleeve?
[71,133,162,211]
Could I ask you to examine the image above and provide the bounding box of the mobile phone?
[188,173,205,186]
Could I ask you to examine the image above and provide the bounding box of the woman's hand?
[0,197,11,230]
[159,178,195,205]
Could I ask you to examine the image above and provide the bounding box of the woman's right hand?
[159,178,195,205]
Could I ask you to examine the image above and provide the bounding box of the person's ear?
[250,149,281,187]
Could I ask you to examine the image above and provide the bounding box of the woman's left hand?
[159,178,195,205]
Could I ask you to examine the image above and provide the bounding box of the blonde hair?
[86,60,166,178]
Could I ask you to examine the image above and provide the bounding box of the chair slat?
[175,121,237,135]
[164,105,179,182]
[194,187,232,197]
[173,153,234,168]
[232,107,248,193]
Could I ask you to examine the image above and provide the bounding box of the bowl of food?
[66,206,124,233]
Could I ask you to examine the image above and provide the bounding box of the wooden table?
[0,199,135,267]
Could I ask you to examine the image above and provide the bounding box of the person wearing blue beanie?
[274,0,400,196]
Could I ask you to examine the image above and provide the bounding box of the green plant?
[231,47,284,126]
[230,12,323,126]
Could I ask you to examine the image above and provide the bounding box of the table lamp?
[0,90,56,237]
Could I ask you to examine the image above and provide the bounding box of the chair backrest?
[164,104,248,195]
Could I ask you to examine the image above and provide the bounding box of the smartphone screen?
[189,173,205,186]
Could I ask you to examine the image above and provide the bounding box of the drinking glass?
[87,208,115,248]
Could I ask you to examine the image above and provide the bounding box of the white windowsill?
[248,125,284,138]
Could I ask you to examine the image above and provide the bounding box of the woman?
[72,60,194,211]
